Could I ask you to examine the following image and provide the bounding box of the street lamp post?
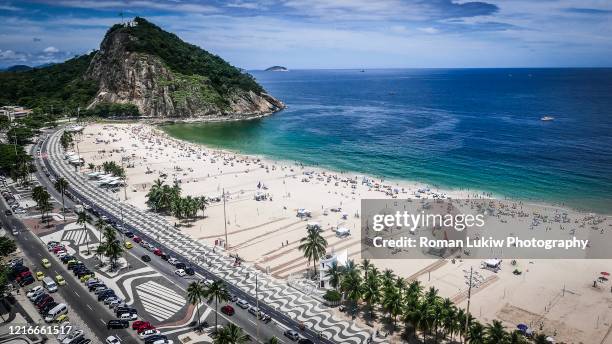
[463,266,484,343]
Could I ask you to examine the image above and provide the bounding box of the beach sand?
[76,123,612,343]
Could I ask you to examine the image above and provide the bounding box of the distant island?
[265,66,288,72]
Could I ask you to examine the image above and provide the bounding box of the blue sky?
[0,0,611,69]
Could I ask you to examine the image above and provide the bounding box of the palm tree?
[77,211,91,254]
[197,196,209,217]
[341,265,362,314]
[325,261,343,290]
[214,323,250,344]
[382,286,403,327]
[485,320,507,344]
[533,334,549,344]
[361,258,373,280]
[54,177,69,220]
[403,299,427,341]
[362,273,381,320]
[187,281,205,331]
[204,280,230,331]
[88,163,95,171]
[266,337,279,344]
[441,298,458,341]
[298,228,327,277]
[508,330,527,344]
[381,269,395,290]
[467,322,485,344]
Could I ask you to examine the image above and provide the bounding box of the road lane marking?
[74,291,80,297]
[100,319,106,325]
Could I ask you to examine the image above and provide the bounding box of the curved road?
[39,128,375,344]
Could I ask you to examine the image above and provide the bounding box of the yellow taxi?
[124,241,133,249]
[55,314,68,323]
[55,275,66,286]
[41,258,51,268]
[36,271,45,281]
[80,273,95,282]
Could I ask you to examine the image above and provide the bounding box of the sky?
[0,0,611,69]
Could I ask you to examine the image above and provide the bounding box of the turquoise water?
[161,69,612,213]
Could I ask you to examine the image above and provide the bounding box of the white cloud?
[0,49,28,61]
[43,46,60,53]
[418,27,440,34]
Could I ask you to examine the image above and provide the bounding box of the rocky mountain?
[0,17,284,119]
[86,17,284,119]
[265,66,288,72]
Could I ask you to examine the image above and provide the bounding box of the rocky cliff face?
[85,24,284,119]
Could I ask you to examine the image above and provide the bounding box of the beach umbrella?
[546,336,555,343]
[601,272,610,276]
[517,324,528,331]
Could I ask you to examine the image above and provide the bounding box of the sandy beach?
[75,123,612,343]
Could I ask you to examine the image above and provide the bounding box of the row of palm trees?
[146,179,208,220]
[325,258,549,344]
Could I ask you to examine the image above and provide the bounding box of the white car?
[118,312,138,321]
[105,335,122,344]
[138,329,161,339]
[236,299,249,309]
[26,285,44,298]
[174,269,186,277]
[61,330,83,344]
[167,258,179,265]
[58,252,68,259]
[151,340,173,344]
[202,279,213,287]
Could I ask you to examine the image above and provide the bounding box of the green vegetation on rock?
[0,53,98,111]
[119,17,262,97]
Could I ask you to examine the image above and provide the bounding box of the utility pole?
[75,107,81,172]
[256,273,260,341]
[463,266,483,343]
[223,188,228,250]
[464,266,473,341]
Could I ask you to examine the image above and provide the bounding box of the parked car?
[141,255,151,262]
[107,320,129,329]
[184,267,195,275]
[248,306,260,316]
[236,299,249,309]
[118,312,138,321]
[221,305,234,316]
[174,269,186,277]
[105,335,122,344]
[132,321,152,331]
[138,330,161,339]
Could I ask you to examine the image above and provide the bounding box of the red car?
[52,246,65,253]
[133,236,142,243]
[153,249,162,256]
[221,305,235,316]
[132,321,152,331]
[16,271,32,281]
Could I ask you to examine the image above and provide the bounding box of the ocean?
[160,68,612,213]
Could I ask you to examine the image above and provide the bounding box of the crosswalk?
[135,281,186,321]
[62,228,91,246]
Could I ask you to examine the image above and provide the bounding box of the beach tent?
[483,259,502,269]
[306,222,321,231]
[335,227,350,237]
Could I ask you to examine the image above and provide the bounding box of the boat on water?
[540,116,555,121]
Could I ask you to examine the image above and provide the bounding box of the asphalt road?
[32,130,296,343]
[0,193,137,343]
